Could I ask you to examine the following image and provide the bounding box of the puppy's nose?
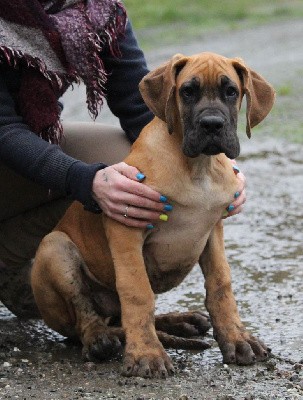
[199,116,224,134]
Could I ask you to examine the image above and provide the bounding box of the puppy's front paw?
[215,328,270,365]
[122,344,175,378]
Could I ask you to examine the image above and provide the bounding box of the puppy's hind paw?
[155,310,211,337]
[82,332,123,362]
[157,331,211,350]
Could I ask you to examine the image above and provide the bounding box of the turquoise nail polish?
[136,172,145,181]
[226,204,235,212]
[160,195,167,203]
[234,191,240,199]
[233,165,240,174]
[163,204,173,211]
[146,224,154,229]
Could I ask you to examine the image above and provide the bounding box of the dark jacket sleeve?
[0,74,105,211]
[101,20,154,142]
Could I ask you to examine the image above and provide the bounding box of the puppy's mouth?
[183,139,240,160]
[202,142,239,159]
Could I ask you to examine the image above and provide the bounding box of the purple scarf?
[0,0,127,143]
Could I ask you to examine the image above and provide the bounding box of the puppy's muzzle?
[183,108,240,159]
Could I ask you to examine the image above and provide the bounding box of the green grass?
[276,84,293,97]
[123,0,303,49]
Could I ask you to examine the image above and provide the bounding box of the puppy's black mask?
[180,75,240,159]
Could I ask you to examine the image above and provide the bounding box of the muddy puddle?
[0,136,302,400]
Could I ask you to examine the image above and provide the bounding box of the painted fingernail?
[233,165,240,174]
[226,204,235,212]
[146,224,154,229]
[222,210,229,218]
[160,195,168,203]
[234,191,240,199]
[159,214,168,222]
[136,172,145,181]
[163,204,173,211]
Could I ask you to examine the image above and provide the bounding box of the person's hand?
[223,160,246,219]
[92,162,172,229]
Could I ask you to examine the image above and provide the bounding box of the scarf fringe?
[84,2,127,120]
[0,45,79,94]
[39,119,64,144]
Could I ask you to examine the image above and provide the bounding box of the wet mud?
[1,20,303,400]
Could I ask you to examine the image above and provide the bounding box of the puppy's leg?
[104,219,174,378]
[199,221,270,365]
[31,231,122,361]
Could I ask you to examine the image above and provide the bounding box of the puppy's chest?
[142,158,237,294]
[142,204,220,294]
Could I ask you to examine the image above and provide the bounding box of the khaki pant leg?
[0,122,131,266]
[61,122,131,164]
[0,164,62,222]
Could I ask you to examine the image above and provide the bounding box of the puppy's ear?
[232,58,275,138]
[139,54,189,133]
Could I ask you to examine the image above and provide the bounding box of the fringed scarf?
[0,0,127,143]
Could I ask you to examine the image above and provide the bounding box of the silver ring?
[123,205,129,218]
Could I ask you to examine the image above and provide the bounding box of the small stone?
[290,374,300,382]
[83,362,96,371]
[266,359,276,371]
[293,363,302,371]
[2,362,12,368]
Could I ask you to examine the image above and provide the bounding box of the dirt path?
[62,19,303,126]
[1,20,303,400]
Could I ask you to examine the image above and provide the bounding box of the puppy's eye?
[181,86,195,98]
[226,86,238,98]
[180,82,199,102]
